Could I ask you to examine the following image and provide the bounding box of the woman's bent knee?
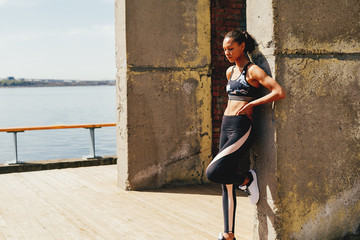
[205,168,213,182]
[206,166,220,183]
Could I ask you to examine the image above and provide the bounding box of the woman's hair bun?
[224,30,256,53]
[243,31,256,53]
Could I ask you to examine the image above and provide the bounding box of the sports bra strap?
[229,66,236,80]
[229,62,252,80]
[243,61,252,74]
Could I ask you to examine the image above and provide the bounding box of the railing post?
[8,131,24,164]
[13,132,19,163]
[83,127,101,159]
[89,128,96,158]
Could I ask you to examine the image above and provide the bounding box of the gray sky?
[0,0,115,80]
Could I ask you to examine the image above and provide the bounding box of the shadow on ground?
[140,183,249,197]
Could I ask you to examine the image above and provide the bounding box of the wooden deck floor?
[0,165,254,240]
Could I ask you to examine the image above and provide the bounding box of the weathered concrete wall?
[115,0,212,190]
[247,0,279,238]
[248,0,360,239]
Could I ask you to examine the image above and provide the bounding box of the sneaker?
[218,232,236,240]
[239,170,259,205]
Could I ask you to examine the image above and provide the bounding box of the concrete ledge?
[0,156,117,174]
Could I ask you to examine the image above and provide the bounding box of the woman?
[205,30,285,240]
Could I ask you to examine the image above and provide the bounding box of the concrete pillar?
[115,0,212,190]
[248,0,360,239]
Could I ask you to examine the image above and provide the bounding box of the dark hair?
[224,30,256,53]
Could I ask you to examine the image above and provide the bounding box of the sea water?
[0,86,117,163]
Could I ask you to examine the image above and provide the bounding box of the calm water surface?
[0,86,116,163]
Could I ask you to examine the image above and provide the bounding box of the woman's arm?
[249,65,286,106]
[236,64,286,116]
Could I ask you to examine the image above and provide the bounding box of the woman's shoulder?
[226,65,235,80]
[247,62,258,70]
[247,63,266,75]
[226,65,236,73]
[247,62,271,83]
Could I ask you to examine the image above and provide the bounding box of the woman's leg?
[206,115,254,237]
[206,115,253,185]
[222,184,236,234]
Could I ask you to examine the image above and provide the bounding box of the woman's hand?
[236,103,254,119]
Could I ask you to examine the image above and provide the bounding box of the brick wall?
[211,0,246,155]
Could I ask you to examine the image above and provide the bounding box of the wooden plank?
[63,167,220,238]
[0,123,116,132]
[0,165,254,240]
[50,168,184,239]
[22,170,118,240]
[0,173,55,239]
[24,168,163,239]
[69,167,255,239]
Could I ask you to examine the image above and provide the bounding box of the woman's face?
[223,37,245,63]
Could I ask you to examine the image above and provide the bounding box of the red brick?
[211,0,246,154]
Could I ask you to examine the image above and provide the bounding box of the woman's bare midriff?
[223,100,248,116]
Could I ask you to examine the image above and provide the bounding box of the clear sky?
[0,0,115,80]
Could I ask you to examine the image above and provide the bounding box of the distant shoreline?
[0,79,115,88]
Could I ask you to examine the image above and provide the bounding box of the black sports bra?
[226,62,258,101]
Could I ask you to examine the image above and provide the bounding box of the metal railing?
[0,123,116,164]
